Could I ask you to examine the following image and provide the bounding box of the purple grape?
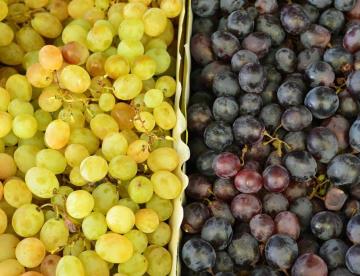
[305,61,335,87]
[343,24,360,53]
[300,24,331,48]
[320,239,349,269]
[324,48,354,73]
[213,71,241,97]
[344,199,360,218]
[227,10,254,38]
[265,234,299,269]
[347,70,360,100]
[212,152,241,179]
[322,115,350,150]
[256,14,285,46]
[259,103,282,132]
[192,0,219,17]
[311,211,343,240]
[275,48,297,73]
[290,197,313,230]
[335,0,356,11]
[284,131,307,153]
[298,235,320,255]
[297,47,323,72]
[211,31,241,61]
[232,115,264,145]
[213,178,239,202]
[324,187,348,211]
[234,168,263,194]
[190,33,214,66]
[346,244,360,274]
[238,63,267,93]
[227,232,260,266]
[242,32,272,58]
[182,238,216,272]
[231,194,262,222]
[249,214,275,242]
[204,121,233,151]
[263,192,289,217]
[209,200,235,225]
[319,8,345,33]
[215,251,234,273]
[201,217,233,250]
[201,61,231,88]
[284,151,317,181]
[275,211,301,240]
[231,50,259,72]
[197,150,218,176]
[302,3,320,23]
[304,86,339,119]
[187,103,213,134]
[284,182,307,202]
[291,253,328,276]
[327,154,360,186]
[182,202,211,234]
[338,90,359,118]
[186,174,212,200]
[280,4,311,35]
[263,165,290,193]
[347,214,360,244]
[212,97,239,123]
[255,0,278,14]
[192,17,216,35]
[220,0,246,14]
[281,106,313,132]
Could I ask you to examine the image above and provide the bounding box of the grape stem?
[263,130,292,157]
[308,178,330,199]
[240,145,248,165]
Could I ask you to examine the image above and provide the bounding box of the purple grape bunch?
[183,0,360,275]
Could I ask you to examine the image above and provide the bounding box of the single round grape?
[227,9,254,38]
[187,103,212,134]
[190,33,214,66]
[274,211,300,240]
[306,61,335,87]
[327,154,360,186]
[231,50,258,73]
[186,174,212,201]
[283,131,306,153]
[204,121,233,151]
[147,147,179,172]
[284,151,317,181]
[95,233,133,264]
[182,202,210,234]
[238,93,262,116]
[192,17,216,34]
[297,47,322,72]
[311,211,343,240]
[256,14,285,46]
[322,115,350,151]
[307,127,339,163]
[231,194,262,222]
[319,8,345,34]
[292,253,328,276]
[211,31,240,61]
[263,165,290,193]
[197,150,217,176]
[209,200,235,225]
[238,63,267,93]
[242,32,272,58]
[182,238,216,272]
[234,169,263,193]
[213,152,241,179]
[346,244,360,274]
[301,24,331,49]
[281,106,313,132]
[343,24,360,53]
[228,232,259,266]
[324,48,354,73]
[280,4,310,35]
[232,115,264,145]
[213,178,239,202]
[192,0,219,17]
[263,192,289,217]
[259,104,282,131]
[249,214,275,242]
[275,48,296,73]
[290,197,313,230]
[212,97,239,123]
[201,217,233,250]
[215,251,234,273]
[347,70,360,100]
[213,71,241,97]
[265,234,298,269]
[320,239,349,270]
[347,214,360,244]
[201,61,231,89]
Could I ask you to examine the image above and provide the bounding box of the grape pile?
[183,0,360,275]
[0,0,183,275]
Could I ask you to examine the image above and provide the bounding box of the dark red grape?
[243,160,262,173]
[343,24,360,53]
[265,234,299,269]
[250,214,275,242]
[305,61,335,87]
[187,103,213,134]
[280,4,311,35]
[284,131,307,153]
[227,10,254,38]
[319,8,345,33]
[190,33,214,66]
[322,115,350,150]
[301,24,331,48]
[304,86,339,119]
[259,103,282,132]
[284,151,317,181]
[344,199,360,218]
[348,0,360,19]
[263,192,289,217]
[275,211,301,240]
[238,93,263,116]
[346,244,360,274]
[320,239,349,269]
[227,232,259,266]
[311,211,343,240]
[327,154,360,186]
[281,106,313,132]
[233,115,264,145]
[284,181,307,201]
[213,71,241,97]
[220,0,246,14]
[212,97,239,123]
[291,253,328,276]
[204,121,233,151]
[325,187,348,211]
[242,32,272,58]
[201,61,231,88]
[290,197,313,230]
[215,251,234,273]
[212,152,241,179]
[197,150,218,176]
[347,214,360,244]
[211,31,241,61]
[182,238,216,272]
[263,165,290,193]
[231,194,262,222]
[186,174,212,200]
[231,50,259,72]
[234,169,263,194]
[256,14,285,46]
[192,0,219,17]
[297,47,323,72]
[213,178,238,202]
[182,202,211,234]
[209,200,235,225]
[347,70,360,100]
[255,0,278,14]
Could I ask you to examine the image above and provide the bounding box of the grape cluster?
[0,0,183,275]
[183,0,360,275]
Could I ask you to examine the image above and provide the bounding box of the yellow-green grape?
[82,212,107,240]
[58,107,86,129]
[4,178,32,208]
[51,185,73,209]
[117,40,144,63]
[95,233,133,264]
[0,1,8,21]
[47,0,69,22]
[92,182,119,214]
[65,144,90,168]
[66,190,94,219]
[8,99,34,117]
[40,218,69,253]
[146,195,173,221]
[144,246,172,276]
[89,76,111,99]
[0,42,25,66]
[59,65,91,94]
[123,2,147,19]
[133,111,156,133]
[36,149,67,174]
[104,55,129,80]
[0,88,10,111]
[0,259,25,276]
[106,205,135,234]
[147,222,171,246]
[108,3,125,30]
[25,0,49,8]
[0,234,20,262]
[129,0,152,5]
[131,55,157,81]
[61,41,89,66]
[38,45,62,72]
[99,93,115,112]
[135,208,159,233]
[38,85,63,112]
[0,208,6,234]
[118,252,148,276]
[118,198,139,213]
[101,132,128,161]
[80,155,108,182]
[153,101,176,130]
[26,63,53,89]
[144,89,164,108]
[156,76,176,98]
[0,153,16,180]
[85,104,103,123]
[69,127,100,154]
[143,8,167,37]
[145,48,171,75]
[124,229,148,254]
[128,176,153,204]
[90,113,119,140]
[69,166,88,186]
[22,51,40,70]
[0,23,14,47]
[86,52,107,77]
[147,147,179,172]
[95,0,110,10]
[151,170,182,200]
[15,26,45,53]
[79,250,109,276]
[121,129,139,144]
[40,254,61,276]
[127,139,150,163]
[69,18,92,31]
[63,237,91,257]
[56,256,85,276]
[25,167,59,198]
[86,24,113,52]
[45,209,57,221]
[34,109,52,131]
[113,74,143,101]
[0,140,4,153]
[62,23,88,45]
[5,74,32,101]
[155,19,174,46]
[83,7,105,25]
[4,132,20,146]
[0,111,12,138]
[31,12,62,39]
[15,238,45,268]
[68,0,94,19]
[160,0,182,17]
[12,203,44,237]
[18,131,45,149]
[109,155,137,181]
[118,18,144,41]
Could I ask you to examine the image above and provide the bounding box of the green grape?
[0,152,16,179]
[117,40,144,63]
[155,76,176,98]
[124,229,148,254]
[108,3,125,30]
[15,26,45,53]
[86,52,107,77]
[133,111,155,133]
[68,18,92,31]
[128,176,153,204]
[0,1,8,21]
[80,155,108,182]
[34,109,52,131]
[86,24,113,52]
[113,73,143,101]
[131,93,150,112]
[89,76,112,98]
[118,198,140,213]
[38,84,63,113]
[131,55,157,81]
[0,234,20,262]
[26,63,53,88]
[68,0,94,19]
[90,113,119,140]
[66,190,94,219]
[147,147,179,172]
[36,149,67,175]
[69,127,100,154]
[155,19,174,46]
[47,0,69,21]
[145,48,171,75]
[94,19,116,36]
[153,101,176,130]
[31,12,63,39]
[147,222,171,246]
[13,145,40,173]
[0,140,4,153]
[92,182,119,214]
[82,212,107,240]
[79,250,109,276]
[101,132,128,161]
[143,8,167,37]
[83,7,105,26]
[8,99,34,116]
[51,185,73,209]
[95,0,109,10]
[62,23,88,45]
[15,237,45,268]
[40,218,69,253]
[0,88,10,112]
[22,51,40,71]
[0,208,7,234]
[0,259,25,276]
[12,203,44,237]
[18,131,45,148]
[0,200,15,218]
[144,246,172,276]
[109,155,138,181]
[95,233,133,264]
[0,111,12,138]
[144,89,163,108]
[127,139,150,163]
[25,0,49,8]
[99,93,115,112]
[104,55,129,79]
[62,41,89,66]
[56,256,85,276]
[45,209,57,221]
[118,18,144,41]
[63,237,91,257]
[151,170,181,200]
[135,208,159,233]
[4,178,32,208]
[146,195,173,221]
[118,252,148,276]
[60,65,91,94]
[58,107,86,129]
[106,205,135,234]
[0,42,24,66]
[65,144,90,168]
[5,74,32,101]
[123,2,147,19]
[25,167,59,198]
[0,23,14,47]
[69,166,88,187]
[145,38,167,51]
